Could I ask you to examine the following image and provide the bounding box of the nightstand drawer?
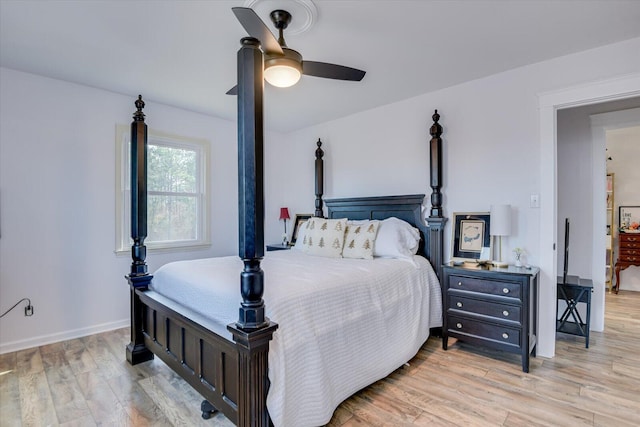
[447,274,522,299]
[447,295,521,323]
[448,315,521,347]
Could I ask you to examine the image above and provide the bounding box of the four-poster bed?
[125,37,446,427]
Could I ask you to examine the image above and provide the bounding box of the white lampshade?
[490,204,511,236]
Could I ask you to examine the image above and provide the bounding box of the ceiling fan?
[227,7,366,95]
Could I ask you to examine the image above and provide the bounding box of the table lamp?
[490,204,511,267]
[279,207,290,245]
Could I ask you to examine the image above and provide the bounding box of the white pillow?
[373,217,421,259]
[292,220,310,251]
[343,220,380,260]
[303,217,348,258]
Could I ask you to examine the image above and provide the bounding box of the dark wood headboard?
[325,194,445,277]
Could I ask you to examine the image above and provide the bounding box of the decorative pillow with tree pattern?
[343,220,380,260]
[303,217,348,258]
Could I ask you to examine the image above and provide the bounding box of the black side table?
[556,275,593,348]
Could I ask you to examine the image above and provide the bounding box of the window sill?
[115,242,211,256]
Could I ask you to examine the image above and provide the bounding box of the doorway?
[556,102,640,332]
[591,109,640,292]
[537,74,640,358]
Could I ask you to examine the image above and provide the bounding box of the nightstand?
[442,263,539,372]
[266,243,291,251]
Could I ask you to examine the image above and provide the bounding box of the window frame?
[115,124,210,254]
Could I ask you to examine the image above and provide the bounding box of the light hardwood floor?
[1,291,639,426]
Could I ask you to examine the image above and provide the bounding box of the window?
[116,125,210,253]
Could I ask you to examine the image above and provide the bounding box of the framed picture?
[619,206,640,232]
[291,214,312,244]
[451,212,492,261]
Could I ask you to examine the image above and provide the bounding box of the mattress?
[151,250,442,427]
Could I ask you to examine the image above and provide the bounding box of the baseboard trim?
[0,318,130,354]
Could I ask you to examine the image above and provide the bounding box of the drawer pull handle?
[502,288,510,294]
[503,310,510,317]
[456,323,463,329]
[456,302,463,308]
[457,281,463,286]
[502,333,509,339]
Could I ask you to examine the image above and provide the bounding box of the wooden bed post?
[426,110,447,280]
[126,95,154,365]
[226,36,277,427]
[315,138,324,217]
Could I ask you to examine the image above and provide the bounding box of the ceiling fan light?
[264,64,301,87]
[264,48,303,88]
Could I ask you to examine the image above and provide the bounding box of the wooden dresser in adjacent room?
[614,232,640,293]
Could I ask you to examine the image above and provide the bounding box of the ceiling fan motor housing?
[266,47,302,69]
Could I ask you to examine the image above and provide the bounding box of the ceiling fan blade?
[226,85,238,95]
[302,61,366,81]
[232,7,283,56]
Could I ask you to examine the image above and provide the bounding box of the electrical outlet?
[25,305,33,316]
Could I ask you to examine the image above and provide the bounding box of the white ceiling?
[2,0,640,133]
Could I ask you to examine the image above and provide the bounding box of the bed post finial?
[315,138,324,217]
[426,110,447,280]
[133,95,145,121]
[126,95,154,366]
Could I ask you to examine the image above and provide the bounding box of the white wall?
[283,38,640,265]
[0,68,282,353]
[557,107,597,279]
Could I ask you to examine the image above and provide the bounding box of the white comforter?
[151,250,442,427]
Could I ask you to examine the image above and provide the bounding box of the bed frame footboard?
[130,287,277,425]
[137,290,240,422]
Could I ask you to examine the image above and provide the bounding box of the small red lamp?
[279,207,290,245]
